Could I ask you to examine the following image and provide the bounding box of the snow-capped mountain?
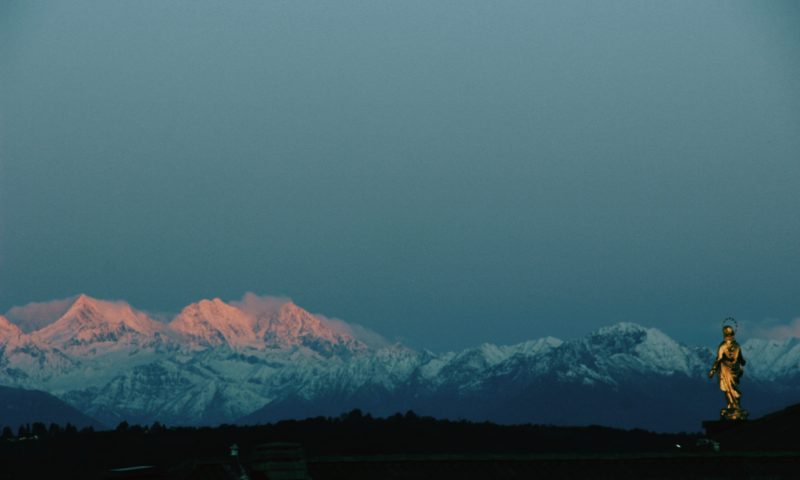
[170,298,258,349]
[738,337,800,381]
[167,296,366,354]
[1,294,799,432]
[252,301,367,354]
[0,294,372,417]
[32,295,169,354]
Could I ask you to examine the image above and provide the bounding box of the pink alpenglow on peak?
[253,302,322,343]
[169,298,259,348]
[0,315,23,344]
[169,296,369,353]
[231,294,368,354]
[32,294,167,352]
[3,293,377,355]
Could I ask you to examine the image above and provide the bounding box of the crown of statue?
[721,317,738,336]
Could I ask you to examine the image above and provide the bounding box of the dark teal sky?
[1,1,799,351]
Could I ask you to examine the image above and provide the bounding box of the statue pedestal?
[720,406,748,421]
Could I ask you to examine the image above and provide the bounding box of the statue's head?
[722,317,737,338]
[722,325,735,337]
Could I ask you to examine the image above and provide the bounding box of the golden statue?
[708,318,748,420]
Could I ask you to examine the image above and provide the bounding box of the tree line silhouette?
[2,420,171,441]
[1,409,701,476]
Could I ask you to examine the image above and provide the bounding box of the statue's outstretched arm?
[708,361,719,378]
[708,345,724,378]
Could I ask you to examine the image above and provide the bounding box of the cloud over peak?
[231,292,389,348]
[752,318,800,340]
[5,296,77,333]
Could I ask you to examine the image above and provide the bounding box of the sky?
[1,1,798,351]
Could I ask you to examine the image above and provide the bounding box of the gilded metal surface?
[708,321,748,420]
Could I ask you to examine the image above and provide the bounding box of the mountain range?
[1,294,799,432]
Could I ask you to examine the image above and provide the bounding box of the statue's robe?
[715,339,745,404]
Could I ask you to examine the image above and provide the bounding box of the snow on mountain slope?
[579,323,707,377]
[410,324,705,398]
[278,344,421,401]
[63,355,266,425]
[416,337,563,390]
[62,346,341,425]
[742,337,800,380]
[422,342,538,392]
[0,339,78,386]
[422,323,704,393]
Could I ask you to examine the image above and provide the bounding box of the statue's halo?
[721,317,738,334]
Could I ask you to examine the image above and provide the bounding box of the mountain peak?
[62,294,117,322]
[66,293,94,312]
[581,322,698,375]
[170,298,257,348]
[202,297,225,306]
[252,301,366,354]
[189,297,234,313]
[75,293,91,303]
[70,293,99,309]
[33,296,165,352]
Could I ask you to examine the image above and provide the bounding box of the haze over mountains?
[1,294,799,432]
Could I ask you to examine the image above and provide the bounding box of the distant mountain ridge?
[1,295,799,432]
